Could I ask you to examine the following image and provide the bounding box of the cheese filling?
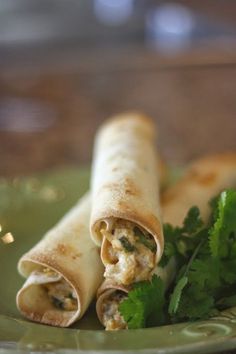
[102,291,127,330]
[29,268,77,311]
[102,220,157,285]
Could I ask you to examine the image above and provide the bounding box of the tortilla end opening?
[17,260,82,327]
[16,281,80,327]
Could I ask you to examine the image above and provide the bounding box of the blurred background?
[1,0,236,177]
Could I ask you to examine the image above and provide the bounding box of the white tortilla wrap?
[90,112,164,285]
[162,153,236,226]
[16,193,104,327]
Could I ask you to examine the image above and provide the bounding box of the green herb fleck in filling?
[119,236,136,252]
[134,227,157,252]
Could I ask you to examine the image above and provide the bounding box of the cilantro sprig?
[159,206,204,267]
[119,275,165,329]
[119,189,236,329]
[209,189,236,258]
[168,189,236,321]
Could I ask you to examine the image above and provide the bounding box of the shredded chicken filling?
[42,268,77,311]
[102,291,127,330]
[102,220,157,285]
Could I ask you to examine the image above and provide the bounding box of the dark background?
[1,0,236,177]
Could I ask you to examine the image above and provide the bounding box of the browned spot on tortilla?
[187,169,217,186]
[197,172,217,186]
[72,252,82,260]
[100,179,141,197]
[56,243,67,255]
[117,200,132,211]
[55,244,82,260]
[112,167,118,172]
[124,177,140,197]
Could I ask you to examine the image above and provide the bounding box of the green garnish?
[168,276,188,315]
[209,189,236,258]
[159,206,204,267]
[169,189,236,321]
[119,275,165,329]
[168,238,205,316]
[118,189,236,328]
[134,227,157,252]
[119,236,136,252]
[217,295,236,309]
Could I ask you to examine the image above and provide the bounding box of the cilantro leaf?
[177,286,215,320]
[119,296,145,329]
[217,295,236,309]
[119,275,165,329]
[168,236,205,316]
[182,206,203,235]
[208,193,220,223]
[209,190,236,258]
[134,227,157,252]
[168,276,188,315]
[161,206,204,268]
[220,259,236,285]
[189,258,220,289]
[159,224,179,267]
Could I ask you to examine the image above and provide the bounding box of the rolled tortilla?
[90,112,164,286]
[96,259,176,330]
[16,193,104,327]
[162,152,236,226]
[96,280,129,330]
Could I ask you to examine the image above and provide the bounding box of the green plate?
[1,168,236,354]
